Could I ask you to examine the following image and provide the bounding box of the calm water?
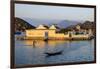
[15,39,95,66]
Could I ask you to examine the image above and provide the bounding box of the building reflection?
[24,40,70,50]
[24,40,45,48]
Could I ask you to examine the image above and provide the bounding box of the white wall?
[0,0,100,69]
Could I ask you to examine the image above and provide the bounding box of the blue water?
[15,39,94,66]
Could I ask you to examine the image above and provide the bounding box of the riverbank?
[15,35,94,40]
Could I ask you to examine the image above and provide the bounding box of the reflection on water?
[15,39,95,66]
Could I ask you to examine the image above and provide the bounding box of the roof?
[49,25,60,29]
[36,24,60,30]
[42,24,49,29]
[36,24,49,29]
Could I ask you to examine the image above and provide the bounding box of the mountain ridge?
[15,17,35,32]
[19,17,80,28]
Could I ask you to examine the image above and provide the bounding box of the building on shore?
[25,24,93,40]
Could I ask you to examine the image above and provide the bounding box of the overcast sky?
[15,4,94,22]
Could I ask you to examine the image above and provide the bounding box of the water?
[15,39,95,66]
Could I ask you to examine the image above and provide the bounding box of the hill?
[19,17,80,28]
[15,17,35,32]
[57,20,79,28]
[59,21,96,35]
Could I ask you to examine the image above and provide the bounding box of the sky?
[15,4,94,25]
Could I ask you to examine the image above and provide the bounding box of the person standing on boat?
[33,40,36,47]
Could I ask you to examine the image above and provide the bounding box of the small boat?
[15,31,21,35]
[45,51,63,57]
[44,38,48,42]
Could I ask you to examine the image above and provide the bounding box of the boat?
[44,38,48,41]
[45,51,63,57]
[15,31,21,35]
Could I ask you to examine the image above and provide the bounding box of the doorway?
[45,32,48,39]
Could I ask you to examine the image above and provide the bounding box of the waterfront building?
[25,24,93,40]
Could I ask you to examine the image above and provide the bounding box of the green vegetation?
[59,21,96,35]
[15,17,35,32]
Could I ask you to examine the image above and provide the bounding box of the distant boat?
[15,31,21,35]
[15,32,25,40]
[45,51,63,57]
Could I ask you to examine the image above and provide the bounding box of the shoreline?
[15,36,94,41]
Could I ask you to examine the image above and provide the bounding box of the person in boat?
[33,40,36,47]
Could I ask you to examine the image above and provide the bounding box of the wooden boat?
[44,38,48,41]
[45,51,63,57]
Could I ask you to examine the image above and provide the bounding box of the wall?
[26,29,47,37]
[26,29,56,38]
[26,29,70,39]
[71,34,89,38]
